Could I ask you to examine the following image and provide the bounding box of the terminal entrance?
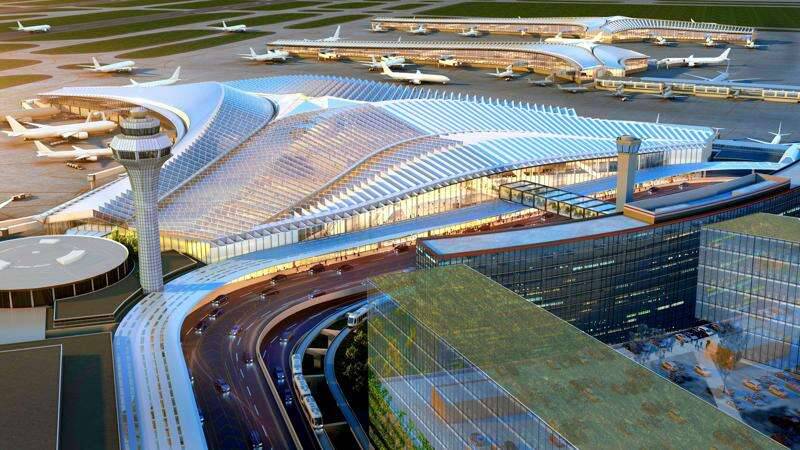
[499,181,616,219]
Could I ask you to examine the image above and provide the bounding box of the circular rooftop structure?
[0,235,131,308]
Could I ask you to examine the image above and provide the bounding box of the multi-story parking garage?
[372,16,756,44]
[269,39,650,79]
[39,76,715,264]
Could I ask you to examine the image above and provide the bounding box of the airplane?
[369,23,387,33]
[321,25,342,42]
[211,21,247,33]
[239,47,289,62]
[656,48,731,68]
[703,35,717,48]
[10,21,50,33]
[317,48,339,60]
[408,24,428,35]
[557,84,590,93]
[34,141,112,162]
[529,74,555,86]
[125,67,181,87]
[608,85,630,101]
[652,35,676,46]
[82,57,136,73]
[7,99,60,122]
[545,32,603,44]
[4,113,116,140]
[647,86,687,100]
[380,62,449,85]
[458,27,481,38]
[362,55,410,71]
[682,61,758,83]
[745,38,764,49]
[747,123,791,145]
[437,55,462,67]
[486,65,521,80]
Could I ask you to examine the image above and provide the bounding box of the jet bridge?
[595,77,800,103]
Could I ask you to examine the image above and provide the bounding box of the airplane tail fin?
[16,21,23,29]
[5,115,27,133]
[381,62,393,75]
[721,48,731,59]
[250,47,256,57]
[129,79,138,86]
[171,66,181,80]
[506,64,513,71]
[222,21,227,29]
[92,57,101,69]
[34,140,53,156]
[332,25,340,40]
[770,122,790,138]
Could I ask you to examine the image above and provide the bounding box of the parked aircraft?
[437,55,462,67]
[369,23,387,32]
[529,74,555,86]
[321,25,342,42]
[557,84,590,93]
[317,49,339,60]
[34,141,112,161]
[703,35,717,47]
[380,62,449,85]
[748,123,791,145]
[126,67,181,87]
[651,35,676,46]
[239,47,289,62]
[683,62,757,83]
[10,21,50,32]
[82,57,136,73]
[608,85,630,101]
[408,24,428,35]
[656,48,731,68]
[6,100,60,122]
[4,113,116,140]
[363,55,410,71]
[647,86,687,100]
[458,27,481,37]
[487,65,521,80]
[211,21,247,32]
[545,32,603,44]
[745,38,764,49]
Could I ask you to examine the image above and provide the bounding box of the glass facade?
[418,188,800,344]
[368,293,574,449]
[696,220,800,370]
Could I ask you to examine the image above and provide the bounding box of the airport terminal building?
[38,76,714,264]
[372,16,756,44]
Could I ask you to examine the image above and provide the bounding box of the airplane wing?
[746,138,770,145]
[684,73,712,81]
[728,78,760,83]
[61,131,78,139]
[23,121,47,128]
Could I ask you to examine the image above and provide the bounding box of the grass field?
[327,1,386,9]
[0,10,163,30]
[390,3,428,10]
[166,0,254,9]
[212,13,316,27]
[93,0,193,7]
[0,14,45,21]
[0,43,37,53]
[246,1,325,11]
[0,74,50,90]
[285,14,370,29]
[15,12,248,41]
[34,30,219,55]
[0,59,39,71]
[118,30,270,58]
[421,2,800,28]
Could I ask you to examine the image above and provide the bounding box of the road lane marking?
[247,386,252,397]
[254,404,260,416]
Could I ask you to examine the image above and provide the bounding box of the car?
[437,55,462,67]
[662,361,678,372]
[308,263,325,275]
[243,352,254,365]
[214,378,231,394]
[260,289,278,300]
[194,320,208,335]
[693,328,709,338]
[709,323,723,332]
[211,295,228,307]
[309,289,326,299]
[248,430,263,449]
[229,325,241,337]
[674,334,688,343]
[269,274,287,285]
[336,264,353,275]
[198,410,205,424]
[694,365,711,377]
[284,389,293,406]
[743,378,761,392]
[647,186,660,195]
[275,368,286,384]
[279,330,293,344]
[769,385,788,398]
[209,308,223,320]
[393,243,410,254]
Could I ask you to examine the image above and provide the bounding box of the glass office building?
[368,266,779,450]
[696,213,800,370]
[418,180,800,344]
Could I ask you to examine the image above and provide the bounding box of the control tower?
[110,107,172,293]
[615,135,641,213]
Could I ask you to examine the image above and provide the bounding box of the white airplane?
[748,123,791,145]
[4,113,116,140]
[362,55,409,71]
[529,74,554,86]
[211,21,247,33]
[34,141,112,162]
[458,27,480,38]
[408,24,428,35]
[10,21,50,33]
[608,85,630,101]
[487,65,521,80]
[437,55,462,67]
[647,86,687,100]
[321,25,342,42]
[545,32,603,44]
[656,48,731,68]
[703,35,718,47]
[557,84,590,93]
[380,62,449,85]
[82,57,136,73]
[369,23,387,32]
[652,35,676,46]
[745,38,764,49]
[125,67,181,87]
[683,62,757,83]
[239,47,289,62]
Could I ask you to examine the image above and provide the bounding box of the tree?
[708,323,748,395]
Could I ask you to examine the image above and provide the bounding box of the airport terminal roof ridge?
[707,212,800,243]
[370,265,781,450]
